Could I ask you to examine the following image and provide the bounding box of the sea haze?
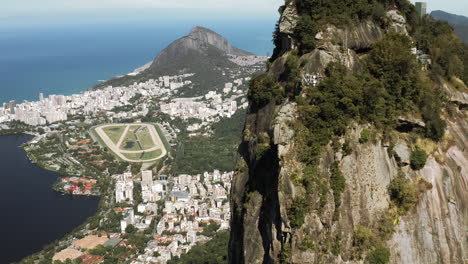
[0,134,99,263]
[0,18,276,104]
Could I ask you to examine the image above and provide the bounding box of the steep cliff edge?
[230,1,468,263]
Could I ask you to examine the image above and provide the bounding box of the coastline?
[19,131,108,263]
[0,134,101,263]
[21,133,101,197]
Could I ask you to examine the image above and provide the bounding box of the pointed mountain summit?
[151,26,251,68]
[95,26,254,92]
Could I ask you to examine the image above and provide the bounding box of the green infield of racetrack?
[102,126,125,145]
[122,149,162,161]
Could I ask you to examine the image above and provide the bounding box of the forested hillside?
[431,10,468,43]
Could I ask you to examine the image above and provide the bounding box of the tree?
[247,74,284,111]
[410,148,428,170]
[388,177,418,213]
[330,161,346,209]
[295,15,318,54]
[353,225,375,252]
[366,33,419,113]
[368,246,391,264]
[288,197,310,228]
[359,129,371,144]
[125,224,137,234]
[167,231,229,264]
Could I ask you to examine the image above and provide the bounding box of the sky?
[410,0,468,16]
[1,0,284,19]
[1,0,467,26]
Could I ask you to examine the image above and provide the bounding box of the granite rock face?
[229,3,468,264]
[394,144,411,166]
[151,26,251,68]
[386,10,409,34]
[279,1,299,35]
[300,21,384,78]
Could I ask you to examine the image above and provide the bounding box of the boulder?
[386,10,409,35]
[394,144,411,166]
[279,1,299,35]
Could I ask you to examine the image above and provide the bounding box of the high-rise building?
[415,2,427,18]
[39,93,44,102]
[142,170,153,185]
[9,100,16,114]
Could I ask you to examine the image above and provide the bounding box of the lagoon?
[0,134,99,263]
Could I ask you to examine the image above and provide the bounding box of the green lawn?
[122,149,162,161]
[89,127,124,162]
[136,127,155,150]
[120,127,141,151]
[102,126,125,145]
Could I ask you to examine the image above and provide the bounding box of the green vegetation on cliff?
[388,177,418,213]
[247,74,284,111]
[410,147,428,170]
[239,0,465,262]
[367,246,391,264]
[291,0,416,54]
[414,16,467,81]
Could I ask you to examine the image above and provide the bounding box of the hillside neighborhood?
[51,169,232,264]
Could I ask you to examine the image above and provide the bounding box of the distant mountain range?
[94,26,254,94]
[431,10,468,43]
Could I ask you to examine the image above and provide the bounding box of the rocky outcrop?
[320,22,385,52]
[386,10,409,35]
[151,26,251,69]
[300,21,384,78]
[301,45,361,77]
[394,144,411,166]
[276,1,300,56]
[279,2,299,35]
[231,104,468,264]
[230,3,468,264]
[442,80,468,109]
[389,109,468,264]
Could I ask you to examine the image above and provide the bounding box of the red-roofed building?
[78,254,104,264]
[76,139,91,145]
[115,207,127,213]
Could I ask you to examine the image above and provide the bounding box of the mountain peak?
[184,26,251,56]
[148,26,251,70]
[94,26,253,90]
[190,26,216,35]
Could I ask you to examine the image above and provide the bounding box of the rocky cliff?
[229,1,468,263]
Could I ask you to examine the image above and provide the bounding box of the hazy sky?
[410,0,468,16]
[1,0,467,21]
[1,0,284,18]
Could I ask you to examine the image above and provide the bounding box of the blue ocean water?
[0,13,279,263]
[0,18,276,104]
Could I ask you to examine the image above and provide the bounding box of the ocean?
[0,15,278,263]
[0,18,277,104]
